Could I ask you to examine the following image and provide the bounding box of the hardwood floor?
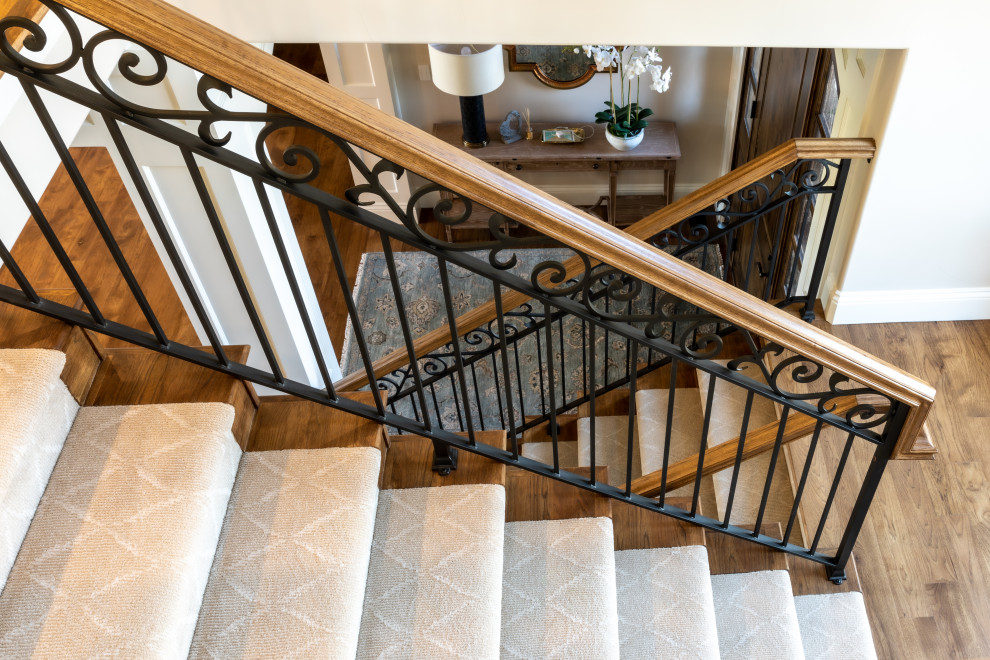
[817,318,990,659]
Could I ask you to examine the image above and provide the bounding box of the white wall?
[154,0,990,324]
[389,44,735,203]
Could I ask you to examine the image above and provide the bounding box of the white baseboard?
[827,286,990,324]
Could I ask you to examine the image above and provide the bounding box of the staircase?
[0,345,878,658]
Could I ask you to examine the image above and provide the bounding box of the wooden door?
[729,48,820,301]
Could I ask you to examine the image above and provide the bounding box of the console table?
[432,121,680,238]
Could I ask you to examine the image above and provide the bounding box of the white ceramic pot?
[605,128,645,151]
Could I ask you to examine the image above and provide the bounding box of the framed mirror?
[504,45,610,89]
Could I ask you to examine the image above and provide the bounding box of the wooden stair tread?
[246,392,387,455]
[383,431,508,489]
[612,497,706,551]
[85,345,257,448]
[505,466,611,523]
[0,292,101,403]
[706,522,789,575]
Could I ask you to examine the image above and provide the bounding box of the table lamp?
[428,44,504,148]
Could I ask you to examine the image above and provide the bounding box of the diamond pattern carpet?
[0,403,241,657]
[190,446,381,659]
[357,484,505,659]
[0,349,77,592]
[615,545,720,659]
[501,517,620,659]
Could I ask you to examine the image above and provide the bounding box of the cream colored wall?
[388,44,735,204]
[163,0,990,324]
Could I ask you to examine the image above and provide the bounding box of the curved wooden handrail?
[55,0,933,457]
[332,137,876,393]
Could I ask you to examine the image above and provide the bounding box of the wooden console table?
[432,121,680,237]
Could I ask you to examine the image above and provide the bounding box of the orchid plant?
[582,45,673,138]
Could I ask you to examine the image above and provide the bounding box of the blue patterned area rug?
[341,247,720,432]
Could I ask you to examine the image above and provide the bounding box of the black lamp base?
[459,95,488,148]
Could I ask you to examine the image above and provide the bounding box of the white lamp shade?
[428,44,504,97]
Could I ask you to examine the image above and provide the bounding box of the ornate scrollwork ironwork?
[0,0,81,74]
[650,159,840,251]
[727,342,895,429]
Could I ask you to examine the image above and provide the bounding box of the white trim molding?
[827,286,990,324]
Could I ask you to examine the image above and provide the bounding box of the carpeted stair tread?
[635,387,704,498]
[190,446,382,659]
[794,592,878,660]
[577,416,640,489]
[0,349,78,592]
[614,545,720,659]
[357,484,505,659]
[501,517,620,659]
[0,403,241,658]
[696,363,793,525]
[710,569,805,660]
[520,440,579,467]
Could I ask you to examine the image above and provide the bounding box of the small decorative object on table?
[499,110,523,143]
[582,45,672,151]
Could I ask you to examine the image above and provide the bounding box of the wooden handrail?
[630,397,864,497]
[53,0,934,457]
[333,137,876,392]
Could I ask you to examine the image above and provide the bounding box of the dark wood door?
[728,48,832,302]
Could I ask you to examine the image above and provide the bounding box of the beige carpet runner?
[190,446,382,659]
[0,349,881,659]
[501,517,619,659]
[0,349,77,592]
[0,402,241,657]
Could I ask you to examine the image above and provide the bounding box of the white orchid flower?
[649,65,672,93]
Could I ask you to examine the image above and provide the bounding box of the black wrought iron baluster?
[437,257,476,447]
[742,221,760,293]
[493,282,519,461]
[543,301,560,474]
[802,159,852,322]
[0,238,38,303]
[810,431,856,555]
[21,82,169,347]
[103,117,229,365]
[534,313,547,416]
[828,403,905,582]
[318,208,385,416]
[379,233,432,430]
[182,149,284,382]
[722,391,755,528]
[782,420,824,546]
[588,321,597,486]
[762,209,790,303]
[558,314,566,411]
[469,361,486,431]
[658,358,679,507]
[253,180,336,399]
[490,352,505,430]
[625,339,638,497]
[449,373,465,432]
[752,406,790,536]
[512,338,526,430]
[724,227,737,286]
[0,139,104,322]
[429,381,443,428]
[691,374,717,516]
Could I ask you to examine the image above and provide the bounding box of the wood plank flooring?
[818,318,990,659]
